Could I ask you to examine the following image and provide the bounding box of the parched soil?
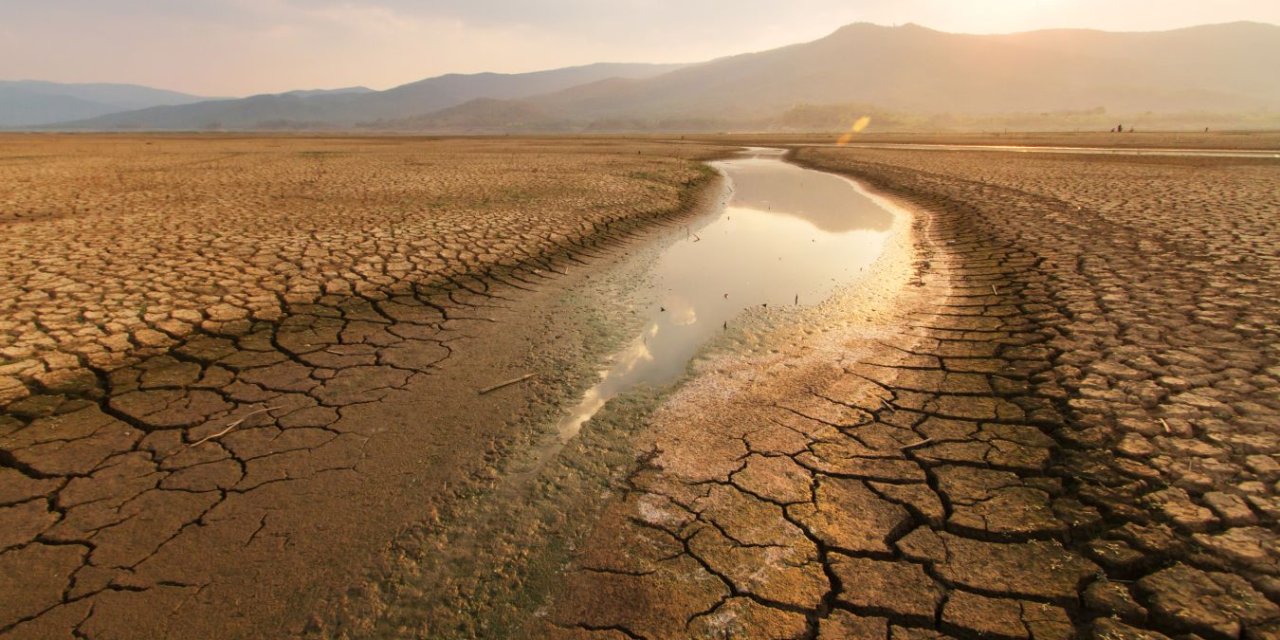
[5,134,1278,640]
[0,135,730,638]
[0,134,720,385]
[538,147,1280,639]
[690,131,1280,151]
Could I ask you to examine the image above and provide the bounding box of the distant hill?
[507,21,1280,126]
[273,87,374,99]
[0,80,213,127]
[48,63,685,130]
[392,98,564,132]
[29,22,1280,132]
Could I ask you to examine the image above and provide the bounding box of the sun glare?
[836,115,872,145]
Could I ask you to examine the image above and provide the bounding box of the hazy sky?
[3,0,1278,96]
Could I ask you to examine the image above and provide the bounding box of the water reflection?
[557,148,895,440]
[724,153,893,233]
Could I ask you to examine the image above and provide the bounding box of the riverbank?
[323,149,909,637]
[536,145,1280,639]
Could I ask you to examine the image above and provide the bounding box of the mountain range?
[26,63,683,131]
[9,21,1279,132]
[0,81,216,127]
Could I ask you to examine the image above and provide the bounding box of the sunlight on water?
[556,148,896,440]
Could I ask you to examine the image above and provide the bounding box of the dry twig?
[189,406,281,447]
[901,438,934,451]
[478,373,535,395]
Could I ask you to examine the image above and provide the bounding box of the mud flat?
[691,131,1280,152]
[534,145,1280,639]
[0,135,734,638]
[312,148,905,637]
[5,135,1277,639]
[806,142,1280,159]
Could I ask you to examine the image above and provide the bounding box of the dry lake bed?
[1,133,1278,640]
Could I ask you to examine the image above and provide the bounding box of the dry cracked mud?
[0,135,731,638]
[4,135,1278,640]
[536,145,1280,640]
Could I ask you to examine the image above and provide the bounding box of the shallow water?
[556,148,895,439]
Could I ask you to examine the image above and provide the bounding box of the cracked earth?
[537,146,1280,640]
[0,135,726,638]
[3,135,1277,640]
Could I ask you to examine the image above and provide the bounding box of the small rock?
[1091,617,1173,640]
[0,375,31,405]
[1135,563,1280,640]
[1146,487,1218,532]
[1202,492,1257,527]
[1116,434,1156,458]
[1084,580,1148,623]
[205,303,247,322]
[1246,494,1280,520]
[1085,538,1150,574]
[133,328,172,348]
[1192,527,1280,571]
[1245,455,1280,480]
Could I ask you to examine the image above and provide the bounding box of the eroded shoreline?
[532,146,1280,640]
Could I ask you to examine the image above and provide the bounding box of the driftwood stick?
[901,438,934,451]
[189,406,280,447]
[478,373,535,395]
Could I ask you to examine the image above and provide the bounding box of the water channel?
[556,147,897,439]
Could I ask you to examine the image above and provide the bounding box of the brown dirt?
[687,131,1280,151]
[6,134,1278,639]
[0,134,733,638]
[537,146,1280,639]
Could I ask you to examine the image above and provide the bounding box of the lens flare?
[836,115,872,145]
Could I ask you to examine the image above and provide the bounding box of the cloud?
[0,0,1276,95]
